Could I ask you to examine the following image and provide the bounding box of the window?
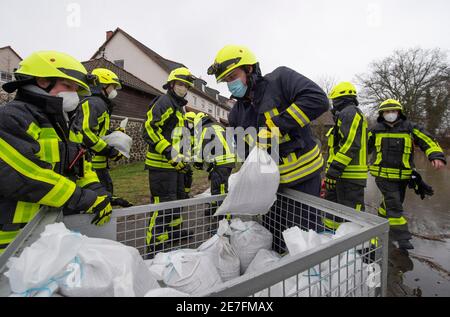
[0,71,12,83]
[193,96,197,105]
[114,59,125,68]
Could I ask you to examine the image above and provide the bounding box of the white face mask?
[174,84,188,98]
[108,89,118,100]
[57,91,79,113]
[383,112,398,123]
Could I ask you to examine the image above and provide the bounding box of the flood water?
[364,152,450,296]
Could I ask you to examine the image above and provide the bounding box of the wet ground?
[364,153,450,297]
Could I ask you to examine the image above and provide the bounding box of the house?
[82,57,165,163]
[90,28,232,124]
[0,46,22,104]
[82,57,162,119]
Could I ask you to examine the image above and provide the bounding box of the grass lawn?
[110,162,210,206]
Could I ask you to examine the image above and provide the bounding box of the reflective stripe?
[26,122,41,140]
[155,139,171,154]
[388,216,408,226]
[340,114,361,154]
[92,155,107,169]
[286,103,310,128]
[145,106,173,143]
[12,202,40,224]
[220,183,226,195]
[412,128,443,157]
[334,152,352,166]
[77,161,100,188]
[0,136,64,184]
[355,204,362,211]
[280,155,324,184]
[38,175,77,207]
[323,218,341,230]
[146,196,160,245]
[0,230,20,246]
[169,217,183,228]
[69,130,83,143]
[81,101,108,152]
[156,231,169,244]
[279,145,321,174]
[369,166,412,180]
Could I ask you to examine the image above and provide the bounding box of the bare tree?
[315,75,338,96]
[356,48,449,132]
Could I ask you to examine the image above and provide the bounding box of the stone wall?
[109,115,147,166]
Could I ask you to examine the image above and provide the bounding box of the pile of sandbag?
[5,223,159,297]
[148,249,222,295]
[228,219,273,273]
[146,218,274,295]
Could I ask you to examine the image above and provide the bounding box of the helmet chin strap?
[43,78,57,94]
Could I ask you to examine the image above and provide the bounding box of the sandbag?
[198,220,240,282]
[5,223,159,297]
[229,219,273,273]
[244,249,281,274]
[282,226,323,256]
[148,249,222,295]
[215,147,279,216]
[144,288,188,297]
[58,236,158,297]
[102,131,133,158]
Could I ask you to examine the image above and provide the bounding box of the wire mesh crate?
[0,188,389,297]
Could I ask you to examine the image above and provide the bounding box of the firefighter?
[0,51,113,254]
[71,68,133,208]
[186,112,236,213]
[368,99,446,250]
[182,111,197,198]
[207,45,329,252]
[142,67,195,252]
[323,82,368,230]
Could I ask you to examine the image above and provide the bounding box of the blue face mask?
[227,78,247,98]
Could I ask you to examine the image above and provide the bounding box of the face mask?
[57,91,79,113]
[227,78,247,98]
[108,89,118,100]
[383,112,398,123]
[174,84,188,98]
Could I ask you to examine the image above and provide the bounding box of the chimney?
[106,31,113,41]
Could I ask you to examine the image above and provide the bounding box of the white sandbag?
[198,220,240,282]
[215,147,279,216]
[194,187,211,198]
[144,288,188,297]
[229,219,273,273]
[334,222,363,239]
[59,236,158,297]
[245,251,320,297]
[5,223,158,297]
[282,226,323,256]
[102,131,133,158]
[5,223,82,296]
[148,249,222,295]
[244,249,281,275]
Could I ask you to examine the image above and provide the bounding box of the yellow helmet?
[8,51,90,95]
[207,45,257,83]
[378,99,403,113]
[329,82,357,100]
[163,67,195,90]
[91,68,122,89]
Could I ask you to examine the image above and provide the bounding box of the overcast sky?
[1,0,449,96]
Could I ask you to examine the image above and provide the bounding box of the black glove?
[86,195,113,226]
[108,147,123,161]
[324,175,337,191]
[111,196,134,208]
[193,162,204,170]
[408,170,434,200]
